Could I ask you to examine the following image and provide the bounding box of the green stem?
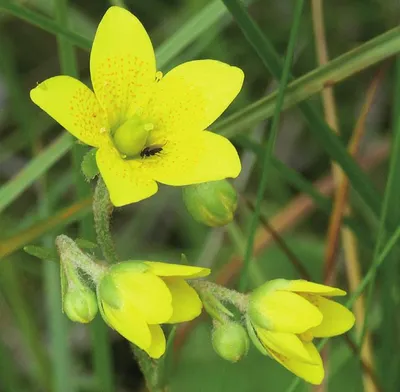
[132,347,163,392]
[93,177,118,264]
[92,179,159,390]
[193,280,248,313]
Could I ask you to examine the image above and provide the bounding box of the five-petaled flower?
[97,260,210,358]
[30,6,243,206]
[247,279,355,385]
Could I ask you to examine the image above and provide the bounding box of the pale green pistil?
[113,116,153,157]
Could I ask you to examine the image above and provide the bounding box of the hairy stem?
[93,177,118,264]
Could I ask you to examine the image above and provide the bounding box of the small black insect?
[140,145,163,158]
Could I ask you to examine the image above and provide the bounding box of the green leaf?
[220,0,381,223]
[215,26,400,138]
[81,148,99,181]
[24,245,58,262]
[238,0,304,291]
[75,238,98,250]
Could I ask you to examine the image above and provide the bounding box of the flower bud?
[64,288,98,323]
[113,116,152,157]
[182,180,238,227]
[212,322,249,362]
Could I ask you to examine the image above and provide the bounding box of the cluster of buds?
[54,235,354,384]
[195,279,354,385]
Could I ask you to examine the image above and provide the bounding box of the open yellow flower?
[30,6,243,206]
[97,260,210,358]
[248,279,355,384]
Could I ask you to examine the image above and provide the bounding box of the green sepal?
[245,316,269,356]
[201,291,234,323]
[81,148,99,181]
[24,245,58,262]
[75,238,98,250]
[60,260,68,314]
[98,274,122,309]
[180,253,189,264]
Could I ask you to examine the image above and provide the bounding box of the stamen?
[155,71,163,82]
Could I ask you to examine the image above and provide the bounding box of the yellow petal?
[255,328,315,364]
[144,60,244,136]
[116,271,173,324]
[286,280,346,296]
[90,6,156,127]
[268,342,324,385]
[146,325,166,359]
[143,131,241,185]
[101,301,151,350]
[163,278,203,323]
[30,76,107,147]
[307,296,355,337]
[251,290,323,333]
[144,261,210,278]
[96,140,158,206]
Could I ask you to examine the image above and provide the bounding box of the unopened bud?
[64,288,98,323]
[212,322,249,362]
[182,180,238,227]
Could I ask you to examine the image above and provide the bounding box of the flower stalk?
[93,177,118,264]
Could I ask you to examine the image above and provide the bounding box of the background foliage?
[0,0,399,391]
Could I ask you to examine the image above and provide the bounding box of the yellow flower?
[248,279,355,385]
[30,6,243,206]
[97,261,210,358]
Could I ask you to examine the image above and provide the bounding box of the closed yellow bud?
[64,288,98,323]
[182,180,237,227]
[212,322,249,362]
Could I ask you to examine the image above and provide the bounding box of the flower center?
[112,115,154,158]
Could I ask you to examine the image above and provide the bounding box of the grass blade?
[236,0,305,290]
[220,0,382,222]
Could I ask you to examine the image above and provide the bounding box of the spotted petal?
[142,131,241,186]
[144,60,244,137]
[255,328,314,364]
[90,6,156,127]
[96,140,158,206]
[267,342,324,385]
[30,76,108,147]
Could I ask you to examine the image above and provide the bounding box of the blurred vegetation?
[0,0,400,391]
